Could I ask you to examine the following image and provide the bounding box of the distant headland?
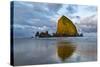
[34,15,83,38]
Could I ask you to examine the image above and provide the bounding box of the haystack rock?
[56,15,79,36]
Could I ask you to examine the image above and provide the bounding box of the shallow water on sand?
[13,36,97,66]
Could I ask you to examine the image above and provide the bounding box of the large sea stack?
[56,15,79,36]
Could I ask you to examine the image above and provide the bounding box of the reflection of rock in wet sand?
[57,42,76,61]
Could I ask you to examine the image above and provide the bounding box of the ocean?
[13,34,97,66]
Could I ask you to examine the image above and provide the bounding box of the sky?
[12,1,97,38]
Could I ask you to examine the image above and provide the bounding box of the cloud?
[76,14,97,33]
[66,5,78,14]
[85,6,97,12]
[13,1,97,38]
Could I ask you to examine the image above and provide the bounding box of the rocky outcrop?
[34,15,82,38]
[56,15,79,36]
